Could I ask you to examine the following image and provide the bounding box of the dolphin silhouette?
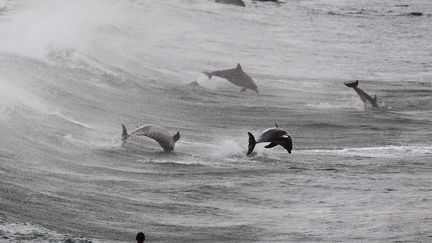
[215,0,246,7]
[253,0,280,2]
[247,123,292,155]
[344,80,379,109]
[122,124,180,152]
[203,63,259,92]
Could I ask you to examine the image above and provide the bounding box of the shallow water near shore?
[0,0,431,242]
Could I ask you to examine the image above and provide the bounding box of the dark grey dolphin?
[215,0,246,7]
[253,0,280,2]
[122,124,180,152]
[247,123,292,155]
[344,80,379,109]
[203,63,259,92]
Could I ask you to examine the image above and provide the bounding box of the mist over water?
[0,0,431,242]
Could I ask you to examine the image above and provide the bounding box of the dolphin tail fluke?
[344,80,359,88]
[121,124,129,144]
[203,71,213,79]
[173,131,180,143]
[247,132,256,155]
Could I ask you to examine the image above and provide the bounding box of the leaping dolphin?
[344,80,379,109]
[203,63,259,93]
[247,123,292,155]
[122,124,180,152]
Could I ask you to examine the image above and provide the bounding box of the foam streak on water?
[0,0,431,242]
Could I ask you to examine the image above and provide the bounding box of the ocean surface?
[0,0,431,242]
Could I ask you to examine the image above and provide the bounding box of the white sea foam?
[300,145,432,158]
[306,97,364,110]
[212,138,245,159]
[0,0,125,58]
[50,111,92,128]
[0,222,96,243]
[0,76,51,119]
[306,102,358,109]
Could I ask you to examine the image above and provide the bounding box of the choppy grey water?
[0,0,431,242]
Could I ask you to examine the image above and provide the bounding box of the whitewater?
[0,0,431,242]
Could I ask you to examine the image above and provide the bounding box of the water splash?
[0,0,125,58]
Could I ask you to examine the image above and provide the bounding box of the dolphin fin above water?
[203,71,213,79]
[247,132,256,155]
[265,142,278,148]
[344,80,359,88]
[173,131,180,142]
[121,124,129,143]
[344,80,379,109]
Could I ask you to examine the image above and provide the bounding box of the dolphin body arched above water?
[247,124,292,155]
[203,63,259,92]
[344,80,379,109]
[122,124,180,152]
[215,0,246,7]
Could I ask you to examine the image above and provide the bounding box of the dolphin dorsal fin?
[236,63,242,71]
[173,131,180,142]
[275,123,279,128]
